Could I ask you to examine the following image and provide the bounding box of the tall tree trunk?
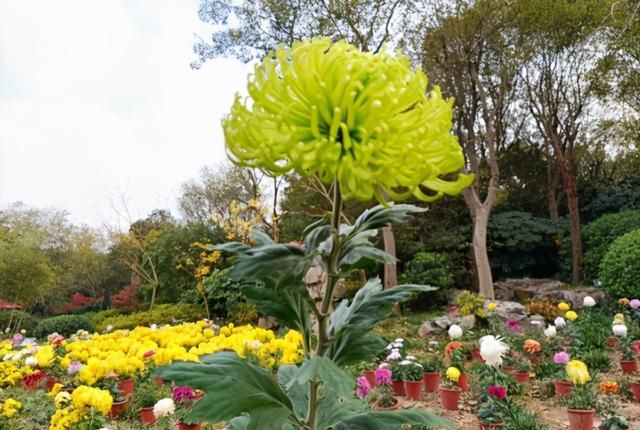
[382,225,397,290]
[546,143,560,220]
[472,206,495,299]
[563,171,583,282]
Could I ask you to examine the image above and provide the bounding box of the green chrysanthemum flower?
[223,38,473,202]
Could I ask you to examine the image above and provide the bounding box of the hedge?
[33,315,95,339]
[600,228,640,299]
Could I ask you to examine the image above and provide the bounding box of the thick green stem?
[306,180,343,430]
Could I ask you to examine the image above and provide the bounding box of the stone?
[490,300,527,321]
[418,314,476,338]
[459,315,476,329]
[493,278,605,308]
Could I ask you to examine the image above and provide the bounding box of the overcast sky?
[0,0,252,227]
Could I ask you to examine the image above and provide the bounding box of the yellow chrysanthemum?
[70,385,113,416]
[487,303,497,312]
[565,310,578,321]
[566,360,591,385]
[558,302,570,311]
[445,366,461,382]
[1,398,21,417]
[223,38,473,203]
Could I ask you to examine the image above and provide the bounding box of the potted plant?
[439,367,462,411]
[389,361,405,397]
[360,362,378,388]
[477,385,508,429]
[552,351,573,397]
[561,360,595,430]
[173,386,201,430]
[421,355,443,393]
[619,338,638,374]
[514,362,531,384]
[101,375,130,420]
[630,376,640,401]
[402,360,424,401]
[595,380,628,430]
[368,367,398,410]
[133,378,171,424]
[448,348,469,392]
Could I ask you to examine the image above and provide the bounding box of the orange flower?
[523,339,541,354]
[444,341,464,357]
[598,381,618,395]
[618,298,630,306]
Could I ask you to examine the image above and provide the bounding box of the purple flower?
[355,376,371,399]
[67,361,83,375]
[374,367,393,386]
[553,351,570,365]
[505,320,522,332]
[172,386,196,402]
[12,333,23,345]
[630,299,640,310]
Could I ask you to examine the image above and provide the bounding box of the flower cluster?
[49,385,112,430]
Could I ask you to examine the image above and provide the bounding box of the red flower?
[23,370,47,390]
[143,350,156,359]
[487,385,507,400]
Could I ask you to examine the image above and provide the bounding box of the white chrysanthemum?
[478,335,509,367]
[448,324,463,339]
[543,325,557,337]
[612,324,628,338]
[583,296,596,307]
[386,349,401,361]
[399,360,412,366]
[394,338,404,343]
[150,324,158,331]
[105,325,113,333]
[24,356,38,367]
[554,317,566,328]
[405,355,416,361]
[153,398,175,418]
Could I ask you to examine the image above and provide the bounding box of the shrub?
[94,304,205,332]
[526,299,561,323]
[228,302,259,325]
[180,268,245,319]
[488,211,566,279]
[453,290,486,318]
[33,315,95,338]
[600,228,640,299]
[560,209,640,281]
[400,252,454,310]
[0,310,40,335]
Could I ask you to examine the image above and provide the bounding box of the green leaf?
[156,352,299,430]
[327,278,435,365]
[285,356,354,397]
[242,279,313,345]
[251,228,275,245]
[331,409,452,430]
[229,243,307,283]
[345,204,425,239]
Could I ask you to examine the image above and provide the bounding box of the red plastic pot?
[363,370,377,388]
[620,360,638,374]
[514,372,530,384]
[422,372,441,393]
[439,386,461,411]
[403,380,423,401]
[119,378,135,396]
[391,379,405,396]
[567,408,594,430]
[140,407,156,424]
[178,422,201,430]
[554,380,573,398]
[109,398,129,420]
[456,373,469,392]
[606,337,619,348]
[630,382,640,401]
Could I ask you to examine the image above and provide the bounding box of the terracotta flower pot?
[363,370,377,388]
[479,422,505,430]
[119,378,135,396]
[514,372,530,384]
[567,408,595,430]
[471,348,483,363]
[109,397,129,420]
[456,373,469,392]
[439,386,461,411]
[373,399,400,411]
[620,360,638,374]
[606,337,620,348]
[630,382,640,401]
[422,372,441,393]
[178,422,201,430]
[154,376,164,387]
[391,379,405,396]
[403,380,423,401]
[554,380,573,398]
[140,407,156,424]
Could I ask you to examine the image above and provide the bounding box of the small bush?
[600,228,640,299]
[95,304,205,332]
[400,252,454,310]
[0,310,40,335]
[526,299,561,323]
[33,315,95,338]
[180,268,245,319]
[228,302,259,325]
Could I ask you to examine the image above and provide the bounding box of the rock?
[418,314,476,338]
[490,300,527,321]
[493,278,605,308]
